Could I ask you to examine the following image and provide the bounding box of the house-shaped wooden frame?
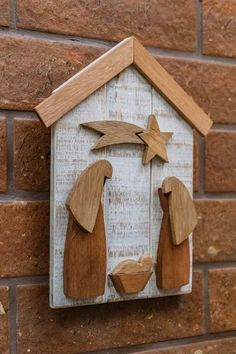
[36,37,213,308]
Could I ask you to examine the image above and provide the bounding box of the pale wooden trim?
[133,38,213,136]
[35,36,213,135]
[35,37,134,128]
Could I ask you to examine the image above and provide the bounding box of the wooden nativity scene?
[35,37,213,308]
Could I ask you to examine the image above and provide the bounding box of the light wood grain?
[111,256,152,274]
[133,38,213,136]
[64,203,107,298]
[66,160,112,233]
[81,120,144,149]
[138,114,173,164]
[110,256,152,294]
[162,176,198,245]
[110,272,152,294]
[35,37,134,128]
[50,66,193,308]
[36,37,213,136]
[156,189,190,289]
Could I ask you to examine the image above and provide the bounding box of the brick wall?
[0,1,236,353]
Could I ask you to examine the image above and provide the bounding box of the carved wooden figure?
[156,189,190,289]
[162,176,198,245]
[110,256,152,294]
[64,160,113,298]
[35,37,213,308]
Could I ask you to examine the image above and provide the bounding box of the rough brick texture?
[14,119,50,191]
[158,57,236,124]
[0,0,10,26]
[209,268,236,332]
[0,201,49,277]
[1,1,236,353]
[17,0,197,51]
[0,35,104,110]
[137,337,236,353]
[0,117,7,192]
[2,35,236,126]
[194,200,236,262]
[0,287,9,354]
[17,272,203,354]
[205,131,236,192]
[203,0,236,58]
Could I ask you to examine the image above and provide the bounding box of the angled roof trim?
[35,37,213,135]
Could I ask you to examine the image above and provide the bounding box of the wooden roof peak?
[35,36,213,135]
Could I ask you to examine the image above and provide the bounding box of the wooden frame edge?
[35,36,213,135]
[35,37,134,128]
[133,38,213,136]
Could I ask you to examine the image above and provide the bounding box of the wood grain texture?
[35,37,133,128]
[133,38,213,136]
[149,87,193,299]
[138,114,173,164]
[50,66,193,308]
[156,189,190,290]
[110,272,152,294]
[162,176,198,245]
[64,203,106,298]
[66,160,112,232]
[36,37,212,135]
[81,120,144,150]
[111,256,152,274]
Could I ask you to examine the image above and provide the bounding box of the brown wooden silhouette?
[156,189,190,289]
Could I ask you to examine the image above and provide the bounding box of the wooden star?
[138,115,173,165]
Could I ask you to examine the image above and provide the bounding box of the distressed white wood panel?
[149,89,193,297]
[104,67,152,301]
[50,66,194,308]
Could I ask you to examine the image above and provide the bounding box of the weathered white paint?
[50,66,193,308]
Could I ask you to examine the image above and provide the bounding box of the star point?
[138,115,173,165]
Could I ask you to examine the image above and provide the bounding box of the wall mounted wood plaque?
[35,37,212,308]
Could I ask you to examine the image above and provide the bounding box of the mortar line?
[8,284,17,354]
[193,261,236,270]
[198,135,205,196]
[1,263,236,286]
[194,193,236,199]
[83,331,236,354]
[1,27,236,66]
[211,124,236,131]
[203,268,210,333]
[5,113,14,195]
[9,0,16,29]
[0,191,49,201]
[0,275,49,286]
[196,0,203,55]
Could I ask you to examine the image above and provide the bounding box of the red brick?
[17,272,203,354]
[14,119,50,191]
[205,131,236,192]
[193,131,200,192]
[2,34,236,125]
[193,200,236,262]
[0,286,9,354]
[209,268,236,332]
[158,57,236,124]
[0,35,104,111]
[137,337,236,353]
[17,0,197,52]
[0,201,49,277]
[0,0,10,26]
[203,0,236,58]
[0,117,7,192]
